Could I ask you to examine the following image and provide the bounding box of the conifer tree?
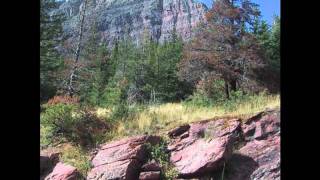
[40,0,65,102]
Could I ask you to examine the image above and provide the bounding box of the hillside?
[40,0,280,179]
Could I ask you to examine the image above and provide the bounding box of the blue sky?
[198,0,280,25]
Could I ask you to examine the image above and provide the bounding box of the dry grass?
[98,94,280,140]
[59,143,91,176]
[95,108,112,118]
[42,94,279,177]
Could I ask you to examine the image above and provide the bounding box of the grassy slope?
[99,93,280,140]
[46,93,280,176]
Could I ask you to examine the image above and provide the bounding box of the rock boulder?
[220,109,281,180]
[87,135,161,180]
[40,150,61,180]
[44,162,79,180]
[167,108,280,179]
[168,118,241,178]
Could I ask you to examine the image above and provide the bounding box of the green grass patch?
[59,144,91,177]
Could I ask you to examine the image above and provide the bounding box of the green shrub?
[100,85,122,107]
[40,124,55,149]
[109,102,145,123]
[110,102,130,121]
[40,103,78,144]
[146,140,178,180]
[80,85,99,107]
[73,109,110,148]
[40,103,110,148]
[184,79,227,107]
[184,90,213,107]
[164,167,179,180]
[184,85,259,112]
[148,142,169,166]
[208,79,226,101]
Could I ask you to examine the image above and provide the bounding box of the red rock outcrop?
[168,118,241,178]
[44,162,79,180]
[87,135,161,180]
[225,109,280,180]
[167,108,280,180]
[40,150,61,180]
[42,109,279,180]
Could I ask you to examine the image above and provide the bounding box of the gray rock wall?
[55,0,207,47]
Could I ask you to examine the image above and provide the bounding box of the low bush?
[109,102,130,121]
[47,95,80,106]
[184,90,213,107]
[74,109,111,147]
[40,103,78,145]
[40,124,55,149]
[146,140,178,180]
[183,79,227,107]
[184,87,259,110]
[40,103,110,149]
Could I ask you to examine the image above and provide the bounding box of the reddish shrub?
[47,95,80,106]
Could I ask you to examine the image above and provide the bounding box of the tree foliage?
[252,15,280,92]
[40,0,65,102]
[40,0,280,108]
[179,0,266,99]
[105,33,191,104]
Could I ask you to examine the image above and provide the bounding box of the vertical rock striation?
[54,0,207,47]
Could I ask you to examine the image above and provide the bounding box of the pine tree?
[269,15,280,73]
[77,19,115,106]
[40,0,65,102]
[252,17,271,49]
[251,15,280,93]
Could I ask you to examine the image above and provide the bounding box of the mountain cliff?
[55,0,208,46]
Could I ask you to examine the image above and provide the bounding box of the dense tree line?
[40,0,280,107]
[78,30,191,107]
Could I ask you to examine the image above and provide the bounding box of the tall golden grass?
[47,94,279,177]
[99,94,280,140]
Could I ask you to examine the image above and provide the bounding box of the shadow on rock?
[196,153,258,180]
[223,153,259,180]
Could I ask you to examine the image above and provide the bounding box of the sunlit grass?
[95,107,112,118]
[103,93,280,140]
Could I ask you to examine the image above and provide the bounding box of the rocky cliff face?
[55,0,207,46]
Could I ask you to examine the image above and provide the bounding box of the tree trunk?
[225,81,230,99]
[67,0,89,96]
[230,79,237,92]
[74,0,88,64]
